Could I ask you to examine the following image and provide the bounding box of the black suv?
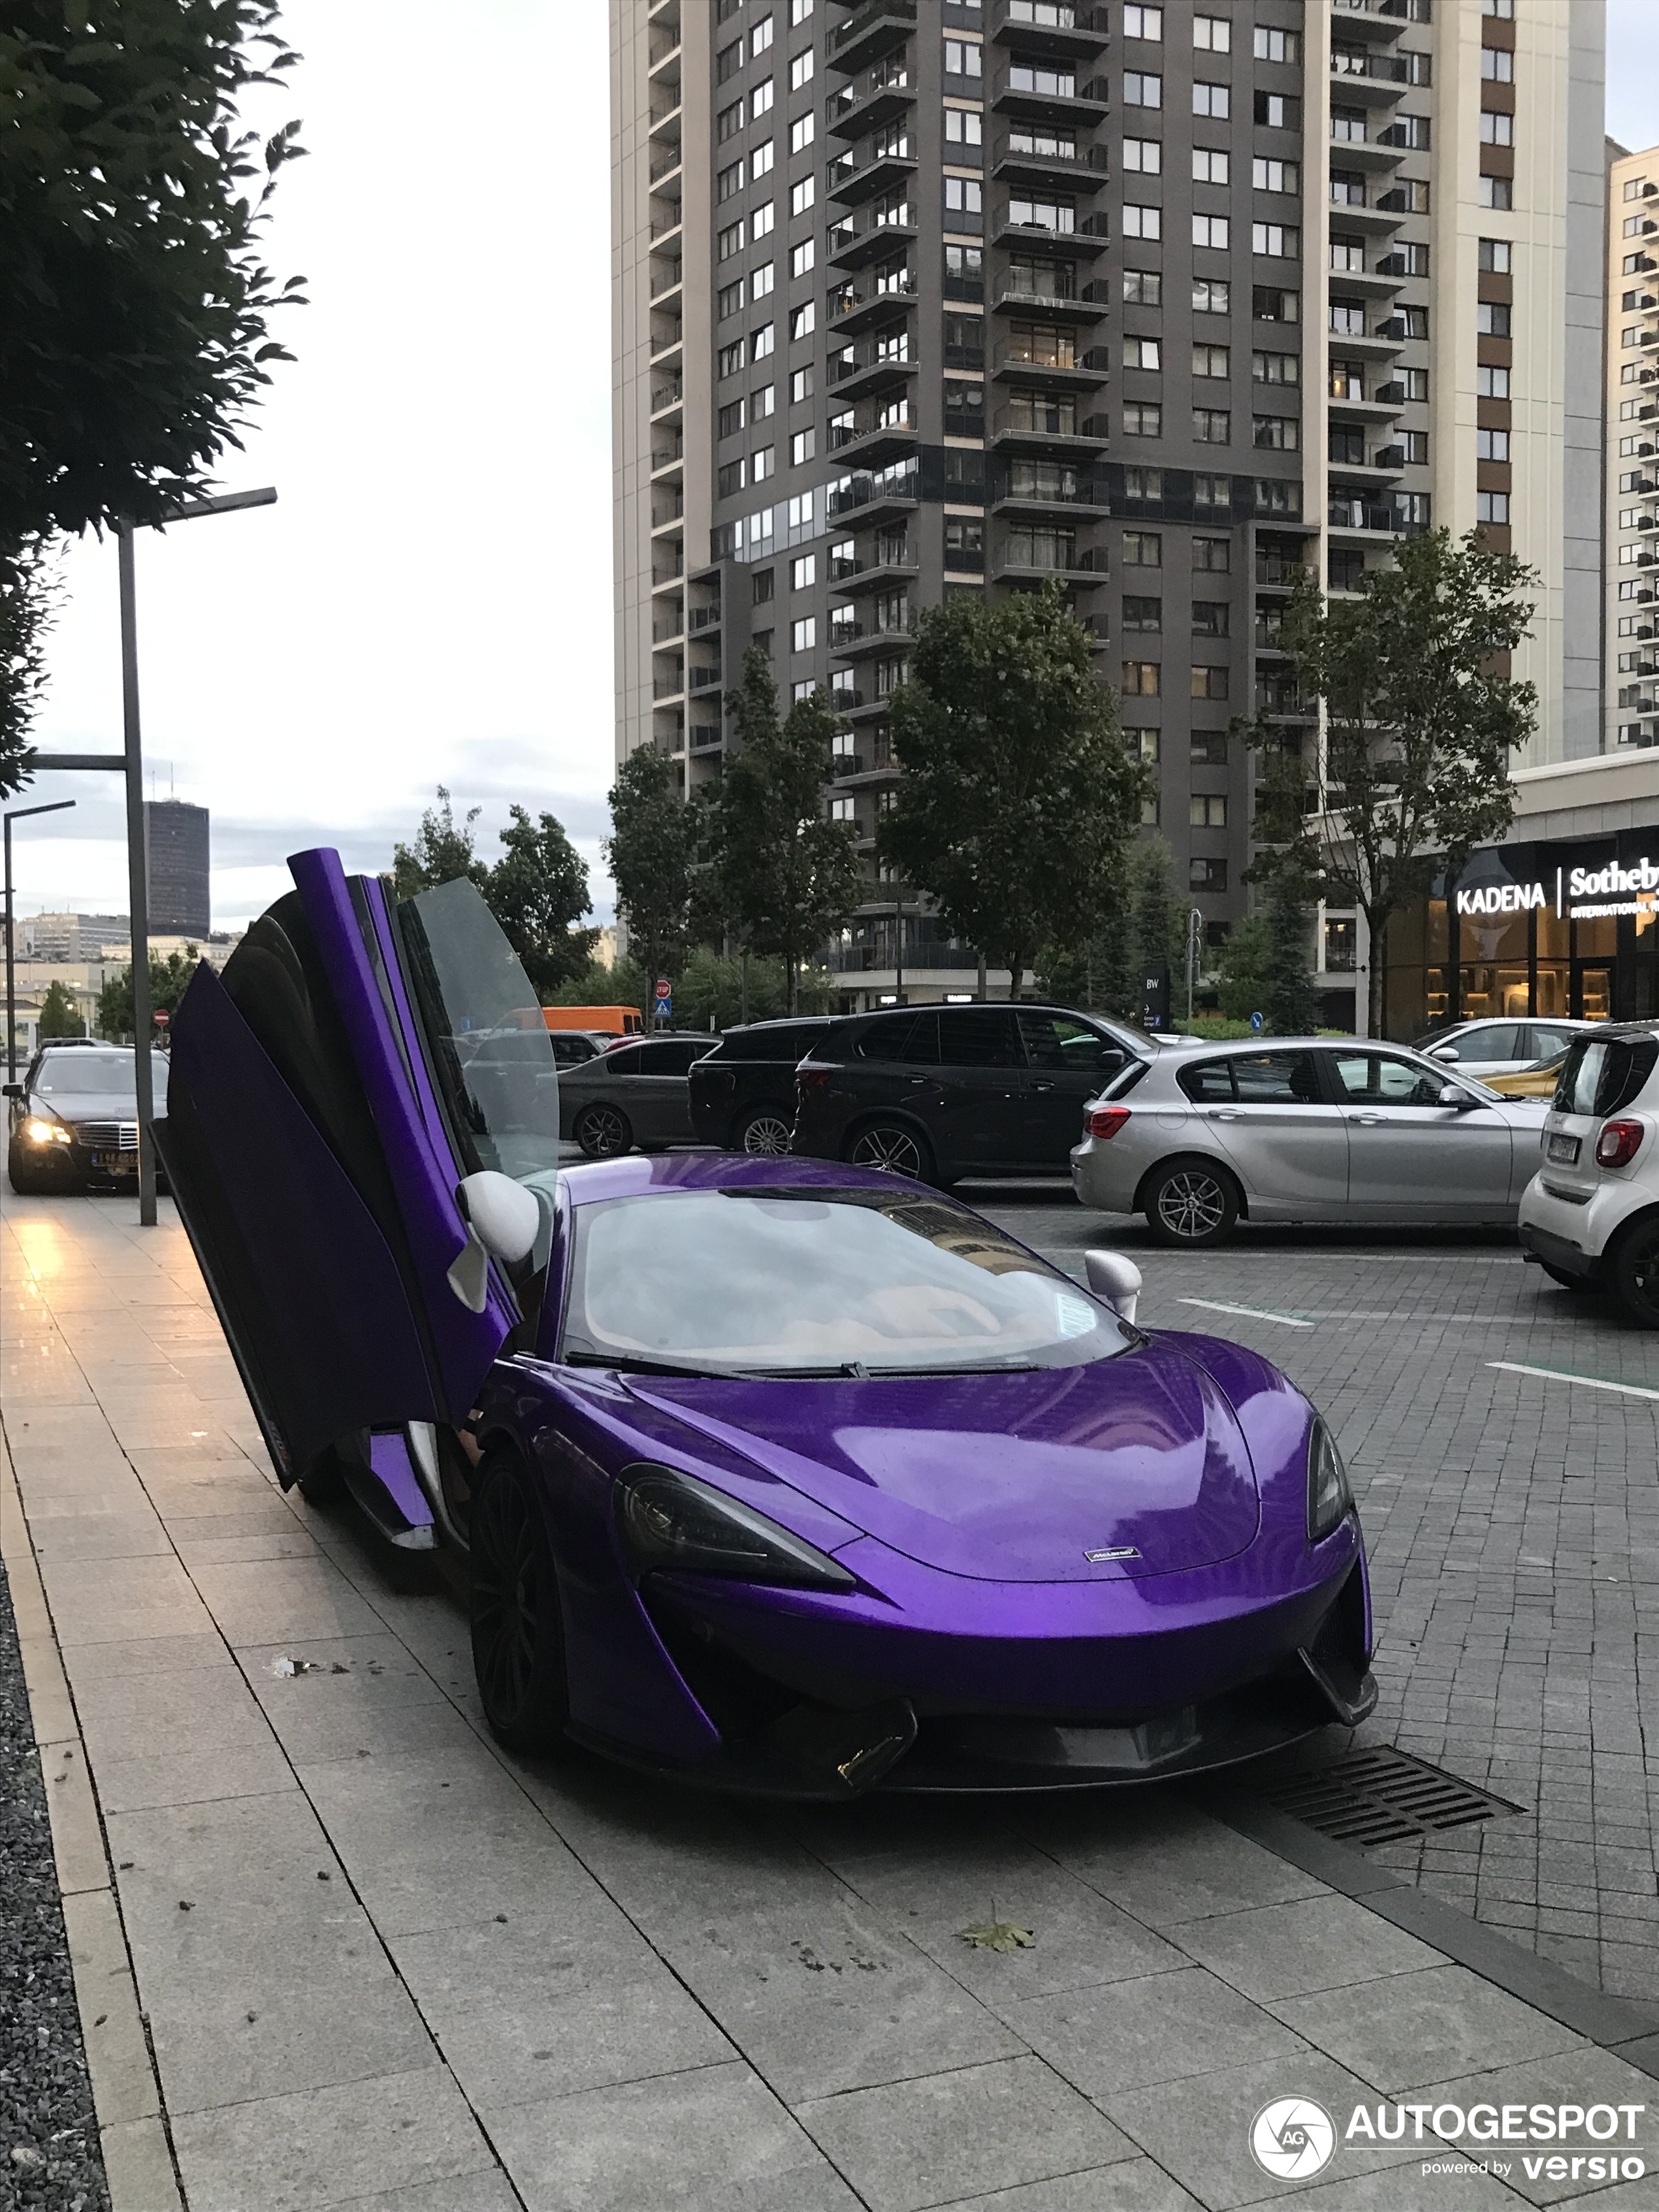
[688,1017,837,1154]
[5,1042,169,1194]
[791,1004,1152,1182]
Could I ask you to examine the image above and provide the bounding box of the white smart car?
[1517,1024,1659,1321]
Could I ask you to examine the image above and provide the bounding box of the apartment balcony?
[991,339,1108,389]
[990,134,1110,191]
[652,609,685,645]
[651,432,684,477]
[651,487,685,530]
[687,603,722,636]
[828,414,920,467]
[652,670,685,701]
[990,541,1106,585]
[826,473,921,530]
[648,86,683,132]
[649,322,683,368]
[827,141,918,208]
[988,0,1110,57]
[688,724,723,755]
[829,620,914,661]
[650,372,683,419]
[1326,378,1406,419]
[1325,321,1405,359]
[1329,48,1411,103]
[827,59,915,140]
[993,208,1111,259]
[990,277,1108,322]
[647,142,683,186]
[1255,553,1315,589]
[830,549,920,594]
[827,335,919,401]
[827,275,920,340]
[1330,0,1410,39]
[1326,259,1407,297]
[992,477,1110,519]
[828,0,916,78]
[1325,128,1405,171]
[649,206,683,244]
[1325,196,1408,236]
[827,202,920,270]
[1327,496,1403,539]
[686,665,723,694]
[990,406,1109,449]
[1326,448,1405,485]
[649,259,683,305]
[990,67,1110,125]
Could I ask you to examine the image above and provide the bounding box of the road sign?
[1249,1010,1264,1033]
[655,978,670,998]
[153,1009,170,1027]
[654,995,672,1019]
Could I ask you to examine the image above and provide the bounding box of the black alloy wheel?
[848,1119,933,1182]
[574,1102,632,1159]
[1611,1220,1659,1329]
[470,1452,568,1754]
[1144,1159,1240,1249]
[739,1107,793,1157]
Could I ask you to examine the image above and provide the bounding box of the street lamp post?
[4,801,78,1078]
[33,486,276,1226]
[1186,906,1205,1026]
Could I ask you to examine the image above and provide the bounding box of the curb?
[0,1427,184,2212]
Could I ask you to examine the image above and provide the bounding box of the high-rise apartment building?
[143,799,211,938]
[1607,137,1659,752]
[612,0,1603,1023]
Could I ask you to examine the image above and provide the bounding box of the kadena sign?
[1455,856,1659,920]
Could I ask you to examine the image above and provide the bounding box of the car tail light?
[1086,1106,1131,1140]
[796,1062,831,1091]
[1597,1117,1645,1168]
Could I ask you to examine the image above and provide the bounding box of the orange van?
[541,1005,643,1038]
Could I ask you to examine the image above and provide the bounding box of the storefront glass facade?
[1385,832,1659,1040]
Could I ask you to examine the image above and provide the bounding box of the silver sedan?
[1070,1036,1551,1246]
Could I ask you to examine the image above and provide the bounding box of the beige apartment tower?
[1607,136,1659,752]
[612,0,1605,1019]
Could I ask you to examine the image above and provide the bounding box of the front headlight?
[1307,1418,1355,1543]
[616,1464,856,1591]
[24,1116,71,1146]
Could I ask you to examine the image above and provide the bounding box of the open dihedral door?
[153,850,545,1528]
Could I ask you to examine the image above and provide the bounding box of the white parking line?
[1489,1360,1659,1402]
[1177,1298,1314,1328]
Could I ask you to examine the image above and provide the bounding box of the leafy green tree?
[0,540,58,797]
[1214,914,1272,1021]
[880,585,1146,1001]
[709,651,863,1014]
[605,746,701,991]
[673,950,785,1031]
[486,805,594,999]
[391,787,487,900]
[541,955,651,1020]
[37,978,83,1037]
[1264,886,1319,1034]
[97,948,199,1040]
[1133,836,1189,1016]
[1244,528,1538,1034]
[0,1,305,775]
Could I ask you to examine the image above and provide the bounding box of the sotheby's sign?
[1456,855,1659,922]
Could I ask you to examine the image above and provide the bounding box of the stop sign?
[655,978,669,998]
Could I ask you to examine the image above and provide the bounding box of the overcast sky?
[10,1,1659,929]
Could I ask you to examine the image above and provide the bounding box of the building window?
[790,175,815,216]
[1122,203,1162,240]
[752,80,775,121]
[1193,277,1231,315]
[1479,111,1513,146]
[752,200,775,240]
[752,569,776,606]
[1253,414,1297,450]
[1192,731,1228,765]
[1193,148,1229,185]
[716,39,743,83]
[1400,367,1428,400]
[790,554,816,591]
[1479,428,1512,464]
[1389,241,1431,276]
[1123,337,1161,370]
[1122,660,1161,695]
[1191,858,1228,891]
[1476,364,1510,398]
[1193,82,1229,120]
[718,399,745,438]
[1122,595,1162,630]
[944,517,984,569]
[752,381,776,417]
[1253,158,1298,194]
[1193,345,1229,377]
[1193,473,1230,509]
[1475,301,1511,338]
[1253,25,1298,61]
[944,107,983,150]
[717,278,745,321]
[1193,408,1231,443]
[1190,793,1228,826]
[1190,666,1229,701]
[1193,535,1229,571]
[1141,793,1161,827]
[790,301,816,340]
[1193,214,1229,250]
[1252,222,1298,258]
[1127,728,1159,762]
[752,139,775,179]
[1255,92,1298,129]
[1193,13,1230,50]
[1481,176,1513,211]
[790,428,814,466]
[718,458,747,497]
[830,796,855,822]
[1122,530,1162,565]
[752,444,775,479]
[944,176,984,227]
[1330,236,1364,275]
[1398,429,1428,463]
[1123,467,1164,501]
[1124,72,1163,107]
[717,159,745,202]
[1125,136,1163,174]
[1192,601,1229,637]
[751,13,773,54]
[792,616,816,652]
[1481,46,1513,81]
[717,219,745,263]
[790,46,814,89]
[943,38,983,78]
[751,261,775,301]
[1254,478,1300,516]
[1124,4,1162,38]
[717,99,744,144]
[1123,402,1163,436]
[1253,285,1298,321]
[1476,490,1510,524]
[1124,268,1163,305]
[1252,349,1297,385]
[790,238,815,280]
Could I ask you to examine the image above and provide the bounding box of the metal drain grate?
[1261,1748,1522,1848]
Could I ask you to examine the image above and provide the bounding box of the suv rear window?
[1556,1032,1659,1119]
[716,1023,828,1061]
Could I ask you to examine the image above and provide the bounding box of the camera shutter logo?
[1251,2098,1336,2180]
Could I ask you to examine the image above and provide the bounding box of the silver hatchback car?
[1071,1036,1550,1246]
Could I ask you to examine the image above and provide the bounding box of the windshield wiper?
[561,1350,748,1380]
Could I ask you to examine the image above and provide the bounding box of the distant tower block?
[144,799,210,937]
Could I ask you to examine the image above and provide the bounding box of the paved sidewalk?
[6,1191,1659,2212]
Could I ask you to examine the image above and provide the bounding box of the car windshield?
[395,879,561,1179]
[561,1186,1133,1376]
[36,1053,167,1100]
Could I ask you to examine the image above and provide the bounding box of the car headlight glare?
[24,1116,70,1146]
[1307,1419,1355,1544]
[617,1464,855,1591]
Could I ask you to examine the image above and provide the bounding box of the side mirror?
[1097,1049,1127,1080]
[456,1171,541,1262]
[1438,1083,1476,1111]
[1431,1046,1458,1062]
[1,1082,20,1099]
[1084,1249,1142,1326]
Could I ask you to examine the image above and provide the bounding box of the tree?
[0,1,305,768]
[708,651,863,1014]
[605,746,701,989]
[0,539,58,797]
[542,955,650,1019]
[880,585,1146,1001]
[97,948,199,1040]
[37,978,83,1038]
[391,788,487,901]
[1215,914,1272,1021]
[1245,528,1538,1034]
[1264,884,1319,1034]
[486,805,595,999]
[1133,836,1190,1016]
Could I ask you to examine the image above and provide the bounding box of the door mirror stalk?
[1438,1083,1477,1111]
[1084,1249,1142,1325]
[455,1172,541,1263]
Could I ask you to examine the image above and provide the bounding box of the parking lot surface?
[5,1183,1659,2211]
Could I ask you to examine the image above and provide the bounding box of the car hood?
[33,1090,150,1121]
[623,1334,1262,1582]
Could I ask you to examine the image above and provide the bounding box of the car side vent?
[1261,1748,1522,1847]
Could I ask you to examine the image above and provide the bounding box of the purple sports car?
[155,852,1375,1797]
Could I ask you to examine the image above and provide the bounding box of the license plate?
[93,1153,136,1174]
[1547,1132,1581,1165]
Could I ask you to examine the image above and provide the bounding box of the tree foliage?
[880,585,1146,1001]
[605,745,701,988]
[37,977,83,1036]
[707,651,863,1013]
[391,787,487,901]
[1264,884,1319,1034]
[97,948,199,1039]
[0,537,58,797]
[1214,915,1271,1022]
[1244,528,1538,1033]
[487,805,595,999]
